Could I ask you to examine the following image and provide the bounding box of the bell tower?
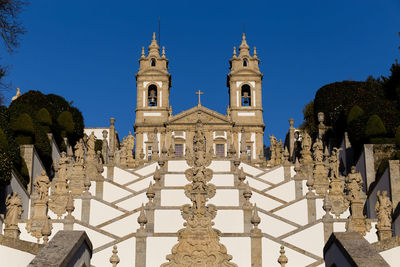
[134,33,171,158]
[227,34,265,161]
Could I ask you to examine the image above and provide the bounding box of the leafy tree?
[0,128,8,149]
[57,111,74,137]
[299,100,317,136]
[395,126,400,147]
[36,107,52,125]
[382,59,400,109]
[0,150,12,185]
[365,114,387,139]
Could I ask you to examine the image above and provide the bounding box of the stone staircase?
[16,159,379,266]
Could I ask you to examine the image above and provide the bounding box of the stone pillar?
[389,160,400,209]
[294,177,303,199]
[135,232,147,267]
[20,144,34,193]
[107,165,114,180]
[243,207,252,233]
[307,193,317,223]
[109,118,116,162]
[145,205,155,233]
[81,195,91,224]
[364,144,375,191]
[289,118,295,160]
[322,194,334,243]
[283,163,291,181]
[250,205,262,267]
[95,180,104,199]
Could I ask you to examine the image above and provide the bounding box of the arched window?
[241,84,251,106]
[243,58,248,67]
[151,58,156,67]
[148,85,157,106]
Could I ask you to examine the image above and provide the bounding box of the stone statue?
[102,130,109,164]
[345,166,363,202]
[5,192,23,227]
[301,131,312,151]
[375,190,392,229]
[57,152,69,180]
[74,138,85,165]
[328,148,341,178]
[34,170,50,202]
[87,131,96,154]
[11,87,21,102]
[312,138,324,163]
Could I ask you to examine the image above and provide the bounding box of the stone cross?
[195,90,204,106]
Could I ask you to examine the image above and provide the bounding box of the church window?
[243,58,248,67]
[148,85,157,106]
[151,58,156,67]
[241,84,251,106]
[147,146,152,160]
[175,144,183,157]
[247,146,252,161]
[216,144,225,157]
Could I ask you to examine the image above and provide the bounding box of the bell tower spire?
[227,34,264,163]
[134,33,171,159]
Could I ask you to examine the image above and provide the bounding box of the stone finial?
[253,46,257,58]
[251,204,261,229]
[137,204,147,230]
[65,192,75,218]
[110,117,115,127]
[238,167,246,185]
[306,173,314,193]
[162,46,166,58]
[41,216,52,245]
[243,182,252,208]
[153,166,161,186]
[277,246,288,267]
[141,46,145,58]
[323,193,333,219]
[289,118,294,128]
[294,158,301,173]
[110,245,120,267]
[283,146,289,163]
[146,182,155,206]
[375,190,393,241]
[84,173,91,194]
[318,112,325,125]
[161,142,168,156]
[232,46,237,57]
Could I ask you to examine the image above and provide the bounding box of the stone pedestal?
[96,180,104,199]
[107,165,114,180]
[4,225,20,239]
[69,164,85,196]
[346,199,371,236]
[135,230,147,267]
[376,227,392,241]
[323,216,334,243]
[293,176,303,199]
[243,207,252,233]
[283,164,291,181]
[26,200,48,241]
[145,205,155,233]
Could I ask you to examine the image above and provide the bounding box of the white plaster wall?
[168,160,189,172]
[135,162,157,176]
[302,180,308,196]
[101,166,107,178]
[316,198,325,219]
[262,238,316,266]
[274,199,308,226]
[266,180,296,202]
[116,192,147,211]
[239,163,263,176]
[161,190,191,206]
[209,160,230,172]
[211,174,234,186]
[379,246,400,266]
[127,176,152,192]
[84,128,109,143]
[213,210,243,233]
[89,199,124,226]
[114,167,139,185]
[290,165,296,177]
[221,237,251,267]
[251,191,282,211]
[103,182,131,203]
[258,213,296,237]
[364,221,378,243]
[0,245,35,266]
[155,210,185,233]
[147,237,178,266]
[247,177,270,191]
[89,181,96,195]
[73,198,82,221]
[101,211,139,237]
[91,237,135,267]
[258,167,284,184]
[208,190,238,206]
[164,174,187,186]
[283,222,325,257]
[75,223,114,248]
[333,222,347,232]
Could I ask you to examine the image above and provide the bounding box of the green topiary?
[395,126,400,147]
[36,108,52,126]
[347,105,365,124]
[365,114,387,139]
[12,113,35,144]
[57,111,75,137]
[0,150,13,185]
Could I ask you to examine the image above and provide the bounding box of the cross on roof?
[195,90,204,106]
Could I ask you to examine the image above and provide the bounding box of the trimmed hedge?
[365,114,387,139]
[12,113,34,145]
[57,111,74,137]
[347,105,365,124]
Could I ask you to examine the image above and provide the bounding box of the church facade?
[134,33,265,164]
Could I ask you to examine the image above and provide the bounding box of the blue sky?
[2,0,400,142]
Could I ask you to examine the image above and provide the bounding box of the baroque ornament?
[162,119,237,267]
[49,152,70,218]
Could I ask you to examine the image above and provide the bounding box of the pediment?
[168,106,231,125]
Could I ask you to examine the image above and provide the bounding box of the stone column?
[81,195,91,224]
[364,144,375,191]
[389,160,400,209]
[107,165,114,180]
[322,194,334,243]
[96,180,104,199]
[250,205,262,267]
[136,206,147,267]
[20,144,34,194]
[283,162,291,181]
[306,175,317,223]
[109,118,116,162]
[289,118,295,160]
